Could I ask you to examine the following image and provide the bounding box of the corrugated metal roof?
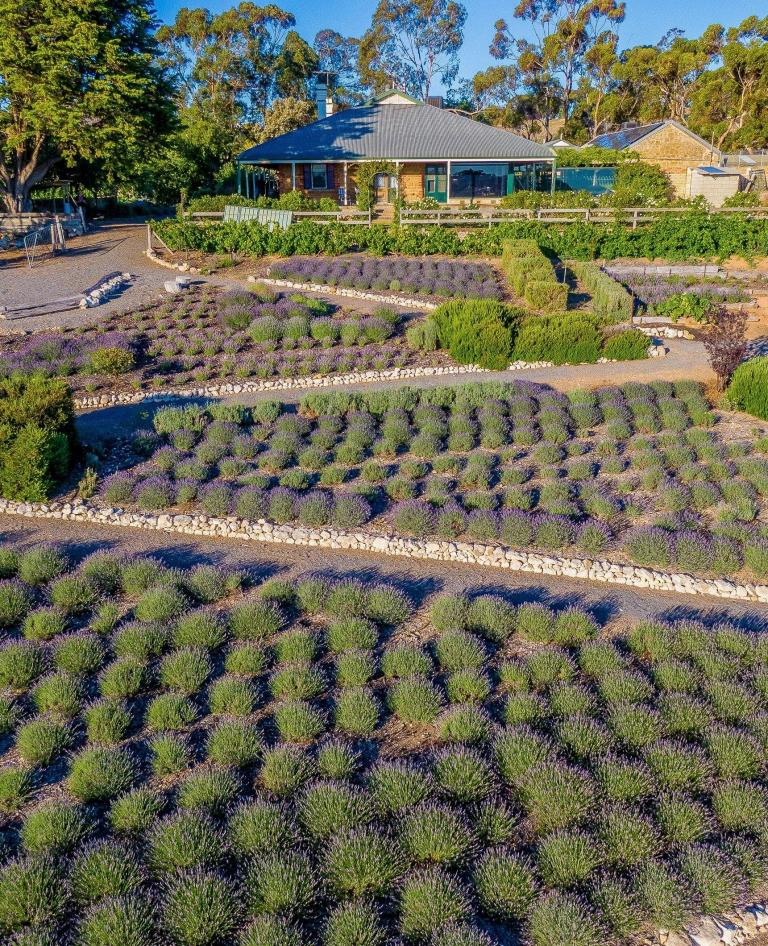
[588,123,665,150]
[587,120,722,157]
[238,103,554,163]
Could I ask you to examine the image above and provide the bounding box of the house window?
[450,163,510,199]
[311,164,329,189]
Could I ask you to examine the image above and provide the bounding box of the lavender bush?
[270,255,502,301]
[91,380,768,579]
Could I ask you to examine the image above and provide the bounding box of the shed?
[686,166,744,207]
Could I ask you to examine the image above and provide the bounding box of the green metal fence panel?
[222,205,293,229]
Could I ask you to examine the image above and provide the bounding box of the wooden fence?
[180,204,767,230]
[184,209,373,226]
[399,205,768,229]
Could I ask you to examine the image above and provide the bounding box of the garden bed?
[0,536,767,946]
[607,269,754,323]
[91,380,768,583]
[269,255,503,301]
[0,286,449,398]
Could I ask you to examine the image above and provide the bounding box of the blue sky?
[153,0,760,91]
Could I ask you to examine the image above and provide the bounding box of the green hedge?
[602,329,649,361]
[430,300,523,370]
[726,357,768,419]
[523,280,569,313]
[0,377,77,501]
[500,239,560,302]
[514,314,603,365]
[569,261,633,324]
[152,214,768,262]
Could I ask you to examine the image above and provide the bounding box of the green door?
[424,164,448,203]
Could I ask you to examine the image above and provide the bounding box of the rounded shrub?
[324,827,403,898]
[78,896,155,946]
[527,892,604,946]
[148,811,226,874]
[245,851,316,919]
[67,746,136,802]
[161,869,239,946]
[473,849,536,920]
[70,839,144,905]
[0,855,68,935]
[20,801,91,855]
[388,677,443,723]
[398,803,475,867]
[228,799,295,859]
[398,868,471,940]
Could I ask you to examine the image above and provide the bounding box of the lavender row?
[271,254,502,299]
[606,270,750,307]
[100,473,372,529]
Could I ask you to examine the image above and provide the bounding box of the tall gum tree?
[156,3,318,192]
[0,0,172,212]
[358,0,467,102]
[491,0,625,124]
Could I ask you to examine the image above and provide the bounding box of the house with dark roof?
[237,90,555,206]
[586,120,722,196]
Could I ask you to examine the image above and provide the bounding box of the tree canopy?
[0,0,173,211]
[4,0,768,207]
[358,0,467,101]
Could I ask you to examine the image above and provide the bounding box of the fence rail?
[180,204,767,231]
[399,205,768,229]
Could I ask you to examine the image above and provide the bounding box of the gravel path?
[0,221,175,329]
[75,337,711,444]
[2,513,765,631]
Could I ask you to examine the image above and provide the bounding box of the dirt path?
[0,221,246,332]
[2,513,765,631]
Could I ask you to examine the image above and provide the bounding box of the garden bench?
[222,205,293,230]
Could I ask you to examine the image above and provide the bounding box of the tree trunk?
[1,145,58,214]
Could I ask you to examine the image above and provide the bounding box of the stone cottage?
[587,120,724,196]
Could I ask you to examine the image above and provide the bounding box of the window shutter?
[326,165,334,190]
[303,165,312,189]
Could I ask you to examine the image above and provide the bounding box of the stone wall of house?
[400,163,426,202]
[630,126,720,195]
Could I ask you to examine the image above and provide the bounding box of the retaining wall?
[2,498,767,604]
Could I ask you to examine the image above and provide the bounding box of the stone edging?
[2,498,767,604]
[654,905,768,946]
[258,276,438,310]
[145,248,200,275]
[72,361,556,409]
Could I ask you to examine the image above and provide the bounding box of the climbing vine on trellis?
[356,161,400,211]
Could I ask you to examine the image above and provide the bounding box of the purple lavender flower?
[134,475,174,511]
[466,509,499,541]
[101,471,137,504]
[331,493,372,528]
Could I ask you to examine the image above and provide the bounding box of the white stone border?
[260,276,439,310]
[72,361,555,409]
[2,497,767,604]
[145,248,200,275]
